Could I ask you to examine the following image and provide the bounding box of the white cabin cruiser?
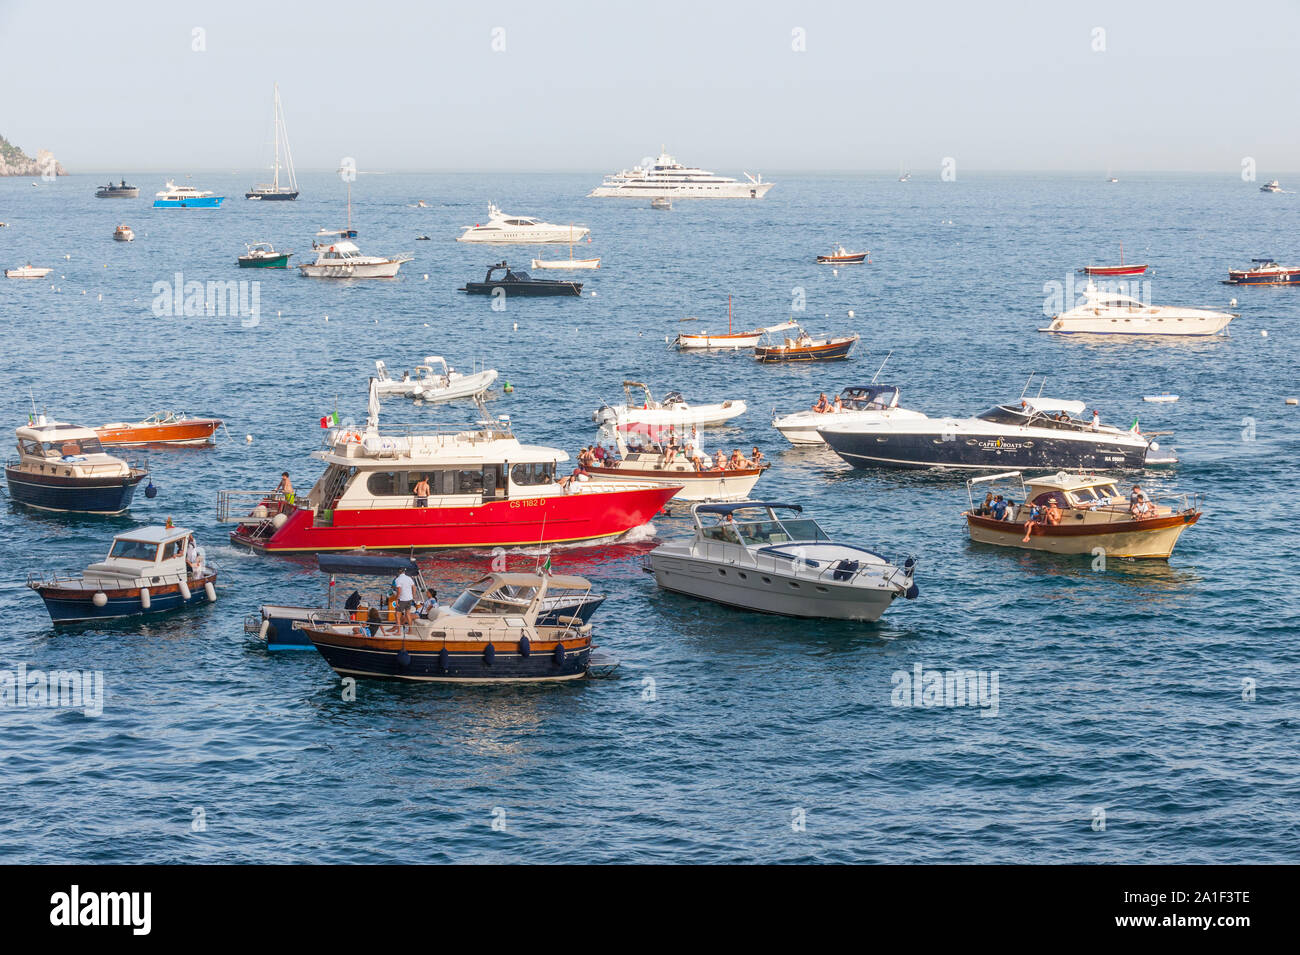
[4,264,53,279]
[373,357,498,403]
[594,381,746,429]
[818,396,1175,471]
[1041,284,1236,336]
[458,204,589,244]
[648,502,918,621]
[299,232,412,278]
[589,150,774,199]
[773,385,927,445]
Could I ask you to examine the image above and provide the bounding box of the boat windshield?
[706,516,831,545]
[109,539,160,562]
[448,582,537,615]
[26,436,106,457]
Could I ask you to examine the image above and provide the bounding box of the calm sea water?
[0,171,1296,863]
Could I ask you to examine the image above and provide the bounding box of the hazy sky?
[3,0,1298,174]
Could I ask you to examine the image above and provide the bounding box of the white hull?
[376,370,498,402]
[459,228,589,244]
[589,182,775,199]
[601,401,746,428]
[1041,315,1233,336]
[5,267,53,279]
[774,408,928,445]
[300,259,406,279]
[531,257,600,270]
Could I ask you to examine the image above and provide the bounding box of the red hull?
[1081,264,1148,276]
[231,486,679,553]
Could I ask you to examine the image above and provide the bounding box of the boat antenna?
[870,350,892,384]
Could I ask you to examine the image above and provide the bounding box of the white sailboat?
[246,83,299,200]
[531,224,600,270]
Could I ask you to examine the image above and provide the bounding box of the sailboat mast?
[728,295,732,334]
[271,83,281,191]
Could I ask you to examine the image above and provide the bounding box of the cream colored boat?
[963,471,1201,559]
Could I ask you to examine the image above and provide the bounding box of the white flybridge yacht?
[300,232,412,278]
[1041,284,1236,336]
[458,204,590,244]
[589,150,774,199]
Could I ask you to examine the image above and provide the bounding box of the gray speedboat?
[647,501,917,621]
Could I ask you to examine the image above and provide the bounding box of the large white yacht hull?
[300,259,405,278]
[589,182,775,199]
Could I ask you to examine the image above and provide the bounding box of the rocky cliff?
[0,135,67,176]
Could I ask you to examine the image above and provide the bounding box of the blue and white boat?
[5,419,147,514]
[28,525,217,624]
[153,179,225,208]
[247,553,606,650]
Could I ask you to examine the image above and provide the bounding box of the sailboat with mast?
[246,83,299,200]
[673,296,798,350]
[531,224,600,270]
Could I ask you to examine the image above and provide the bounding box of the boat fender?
[258,618,271,640]
[554,642,566,665]
[139,587,151,610]
[397,649,411,668]
[903,556,916,575]
[438,647,450,672]
[145,480,157,499]
[92,591,108,608]
[178,579,192,601]
[272,512,288,529]
[904,583,919,600]
[483,642,495,665]
[518,635,531,658]
[204,581,217,603]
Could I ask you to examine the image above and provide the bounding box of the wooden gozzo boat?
[754,325,859,363]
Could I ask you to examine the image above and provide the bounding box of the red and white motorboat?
[1079,242,1148,276]
[96,411,222,446]
[816,245,870,265]
[220,385,678,554]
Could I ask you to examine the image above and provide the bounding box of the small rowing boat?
[1079,241,1148,276]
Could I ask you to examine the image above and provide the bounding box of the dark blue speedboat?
[5,420,147,514]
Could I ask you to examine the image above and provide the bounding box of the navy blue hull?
[5,468,144,514]
[821,432,1148,471]
[311,640,592,682]
[38,586,214,624]
[262,595,606,650]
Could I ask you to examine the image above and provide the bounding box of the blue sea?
[0,170,1296,863]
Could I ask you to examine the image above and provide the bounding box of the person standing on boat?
[1091,409,1101,431]
[275,472,295,506]
[185,535,201,578]
[393,568,416,636]
[413,475,431,508]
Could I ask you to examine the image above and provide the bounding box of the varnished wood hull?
[965,510,1199,559]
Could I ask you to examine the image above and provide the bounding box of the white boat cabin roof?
[16,421,101,443]
[316,427,568,468]
[1025,472,1119,494]
[113,525,195,547]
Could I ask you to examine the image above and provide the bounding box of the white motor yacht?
[1041,284,1235,336]
[648,502,918,621]
[773,385,927,445]
[589,150,774,199]
[5,264,53,279]
[593,381,746,429]
[299,232,412,278]
[458,204,589,244]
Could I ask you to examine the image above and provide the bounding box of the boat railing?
[993,491,1204,526]
[688,539,914,588]
[217,488,292,524]
[6,455,145,477]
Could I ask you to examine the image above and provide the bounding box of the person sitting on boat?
[275,472,295,506]
[812,393,830,413]
[413,475,431,508]
[797,330,813,345]
[980,492,995,515]
[751,447,765,467]
[593,444,607,463]
[990,495,1008,520]
[663,435,679,466]
[419,588,439,619]
[712,450,726,470]
[1021,504,1044,543]
[832,395,844,413]
[727,450,744,470]
[560,465,588,490]
[1129,485,1146,517]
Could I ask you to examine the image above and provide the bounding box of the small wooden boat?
[460,261,582,296]
[964,472,1201,560]
[674,296,797,350]
[6,419,148,514]
[28,524,216,624]
[5,264,53,279]
[238,242,292,268]
[1080,241,1148,276]
[300,572,603,682]
[817,245,869,264]
[531,256,600,270]
[113,224,134,242]
[95,411,222,447]
[754,326,859,363]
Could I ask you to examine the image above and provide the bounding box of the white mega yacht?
[457,204,589,244]
[1041,285,1236,336]
[589,150,774,199]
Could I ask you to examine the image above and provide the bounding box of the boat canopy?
[695,501,804,516]
[112,525,195,546]
[317,554,418,577]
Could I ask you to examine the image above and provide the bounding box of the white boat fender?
[140,587,151,610]
[204,581,217,603]
[518,634,531,658]
[258,617,271,640]
[272,512,288,528]
[554,642,566,665]
[438,647,451,672]
[178,579,192,601]
[92,591,108,608]
[483,642,496,665]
